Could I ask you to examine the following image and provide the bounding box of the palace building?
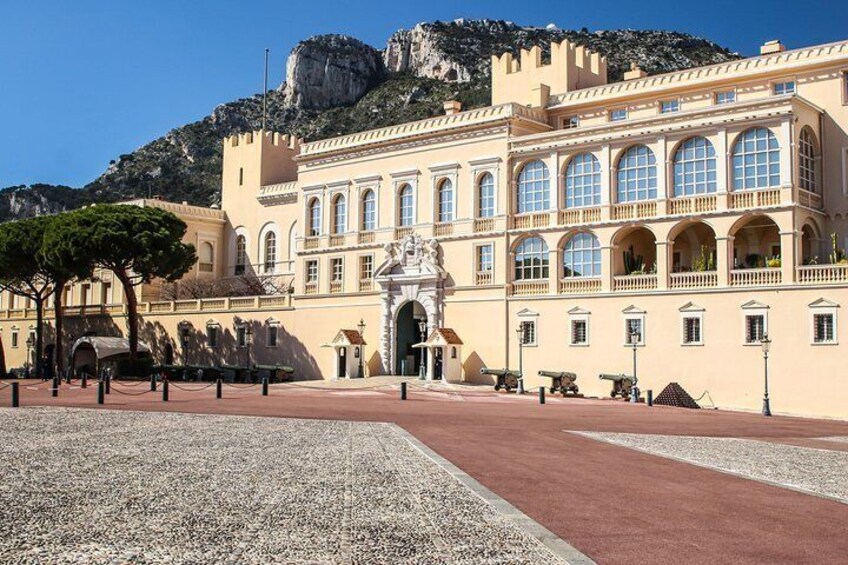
[4,37,848,418]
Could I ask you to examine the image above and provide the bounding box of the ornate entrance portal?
[374,233,445,375]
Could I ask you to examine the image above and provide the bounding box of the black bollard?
[162,379,169,402]
[97,380,105,405]
[105,375,111,395]
[11,382,19,408]
[262,377,268,396]
[400,381,407,400]
[81,374,87,389]
[52,376,59,398]
[539,386,546,405]
[66,372,71,385]
[647,389,653,407]
[150,373,157,392]
[216,378,222,399]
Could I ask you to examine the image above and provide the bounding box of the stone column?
[601,245,615,292]
[655,137,668,216]
[549,247,560,294]
[780,230,797,284]
[655,240,670,290]
[599,145,612,221]
[716,236,733,287]
[715,128,729,211]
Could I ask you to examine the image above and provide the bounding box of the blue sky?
[1,0,847,188]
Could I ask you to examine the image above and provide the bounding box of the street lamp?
[760,334,772,417]
[629,330,640,403]
[245,326,254,369]
[180,329,190,367]
[515,325,525,394]
[357,318,366,379]
[25,336,33,379]
[417,318,427,380]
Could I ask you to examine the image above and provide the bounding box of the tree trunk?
[117,270,139,358]
[53,285,64,375]
[35,299,44,379]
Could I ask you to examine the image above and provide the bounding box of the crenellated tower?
[221,130,300,210]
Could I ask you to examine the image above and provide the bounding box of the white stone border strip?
[570,431,848,506]
[391,424,596,565]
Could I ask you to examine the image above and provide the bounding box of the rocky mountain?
[1,19,740,221]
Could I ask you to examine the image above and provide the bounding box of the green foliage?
[829,233,848,265]
[766,256,782,268]
[691,245,716,272]
[623,245,645,275]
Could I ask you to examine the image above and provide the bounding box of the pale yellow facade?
[5,38,848,419]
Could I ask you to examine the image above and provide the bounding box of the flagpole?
[262,48,269,132]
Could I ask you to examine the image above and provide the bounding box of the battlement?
[222,130,300,211]
[491,40,608,107]
[225,130,300,151]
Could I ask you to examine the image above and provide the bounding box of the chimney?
[443,100,462,116]
[623,63,648,81]
[760,40,786,55]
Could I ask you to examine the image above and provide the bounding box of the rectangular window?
[359,255,373,280]
[813,313,835,344]
[715,90,736,105]
[267,326,279,347]
[236,326,247,348]
[101,282,112,304]
[609,108,628,122]
[519,320,537,346]
[477,244,493,272]
[80,284,90,307]
[745,314,766,343]
[239,167,244,186]
[773,81,795,95]
[331,258,344,282]
[682,316,702,345]
[660,100,679,113]
[843,71,848,104]
[306,260,319,283]
[11,331,18,348]
[571,319,588,345]
[625,318,644,345]
[207,326,219,348]
[561,116,580,129]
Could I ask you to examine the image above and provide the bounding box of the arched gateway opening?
[395,300,427,375]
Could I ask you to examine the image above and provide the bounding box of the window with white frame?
[715,90,736,104]
[331,257,344,282]
[477,244,493,273]
[267,325,279,347]
[673,136,717,196]
[569,309,590,346]
[11,330,18,348]
[308,198,321,236]
[306,260,318,283]
[437,178,454,222]
[263,232,277,274]
[359,255,373,281]
[236,326,247,348]
[361,189,376,231]
[617,145,657,202]
[809,299,838,345]
[564,153,601,208]
[561,116,580,129]
[516,160,550,213]
[206,325,219,348]
[478,173,495,218]
[731,128,780,190]
[563,232,601,278]
[519,320,537,346]
[514,237,549,280]
[610,108,628,122]
[235,235,247,275]
[682,316,703,345]
[799,128,818,193]
[398,184,414,226]
[745,314,767,344]
[660,99,679,113]
[332,194,346,234]
[623,308,646,345]
[773,80,795,95]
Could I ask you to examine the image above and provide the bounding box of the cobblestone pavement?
[0,408,564,564]
[576,432,848,503]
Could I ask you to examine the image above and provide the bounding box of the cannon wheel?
[610,389,617,398]
[549,387,557,394]
[504,385,512,393]
[494,384,501,391]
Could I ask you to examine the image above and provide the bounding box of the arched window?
[437,179,453,223]
[235,235,247,275]
[616,145,657,202]
[564,153,601,208]
[563,233,601,278]
[308,198,321,236]
[517,160,550,214]
[731,127,780,190]
[673,137,717,196]
[199,242,214,273]
[398,184,414,227]
[332,194,346,234]
[264,232,276,273]
[799,128,818,193]
[514,237,549,280]
[361,190,376,231]
[478,172,495,218]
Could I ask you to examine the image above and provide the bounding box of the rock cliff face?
[1,19,741,222]
[284,35,385,110]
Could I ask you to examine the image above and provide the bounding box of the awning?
[71,337,151,360]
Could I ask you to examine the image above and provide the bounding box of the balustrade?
[613,274,658,292]
[559,277,601,294]
[669,271,718,289]
[730,268,782,286]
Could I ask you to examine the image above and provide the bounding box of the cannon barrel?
[481,367,522,378]
[538,370,577,380]
[598,373,632,383]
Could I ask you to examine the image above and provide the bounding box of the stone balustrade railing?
[559,277,601,294]
[613,274,658,292]
[669,271,718,289]
[730,268,782,286]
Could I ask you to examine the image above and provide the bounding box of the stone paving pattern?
[0,407,562,564]
[577,432,848,503]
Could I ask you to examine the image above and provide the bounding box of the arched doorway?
[395,301,427,375]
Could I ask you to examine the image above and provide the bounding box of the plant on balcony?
[623,245,645,275]
[829,233,848,265]
[745,254,763,269]
[766,256,781,268]
[692,245,716,272]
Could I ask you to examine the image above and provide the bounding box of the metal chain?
[167,382,217,392]
[110,388,156,397]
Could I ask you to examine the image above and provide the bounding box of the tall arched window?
[332,194,346,234]
[563,233,601,278]
[235,235,247,275]
[398,184,414,226]
[478,172,495,218]
[264,232,277,273]
[199,242,214,273]
[361,190,376,231]
[308,198,321,236]
[517,160,550,213]
[799,128,818,193]
[514,237,549,280]
[673,137,717,196]
[616,145,657,202]
[564,153,601,208]
[731,127,780,190]
[437,179,453,223]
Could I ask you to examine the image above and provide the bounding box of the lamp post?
[25,336,33,379]
[761,334,772,417]
[417,318,427,380]
[245,326,254,369]
[180,330,190,368]
[357,318,366,379]
[629,330,640,403]
[515,326,525,394]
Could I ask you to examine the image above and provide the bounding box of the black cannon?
[253,364,294,383]
[538,370,579,396]
[598,373,634,399]
[480,367,522,392]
